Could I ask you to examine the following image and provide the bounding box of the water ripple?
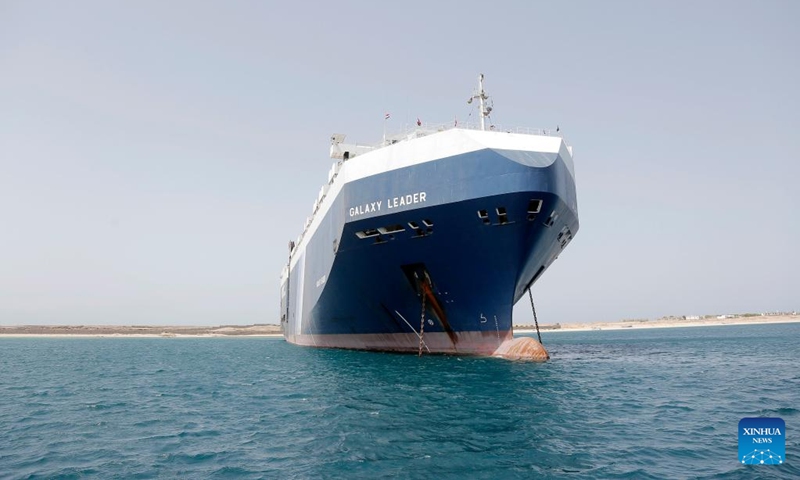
[1,325,799,478]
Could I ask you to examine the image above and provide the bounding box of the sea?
[1,323,798,479]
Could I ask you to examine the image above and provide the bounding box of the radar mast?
[468,74,492,131]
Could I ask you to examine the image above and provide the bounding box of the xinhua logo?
[739,417,785,465]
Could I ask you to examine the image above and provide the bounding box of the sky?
[1,1,798,326]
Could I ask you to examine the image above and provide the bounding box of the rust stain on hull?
[493,336,549,362]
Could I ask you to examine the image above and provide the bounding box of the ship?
[279,75,578,360]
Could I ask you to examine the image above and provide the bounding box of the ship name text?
[349,191,427,218]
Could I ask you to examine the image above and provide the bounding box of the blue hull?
[281,134,578,355]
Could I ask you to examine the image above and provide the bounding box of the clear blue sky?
[1,1,798,326]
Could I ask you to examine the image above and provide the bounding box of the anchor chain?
[528,287,543,345]
[418,292,427,357]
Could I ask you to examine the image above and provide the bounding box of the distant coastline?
[1,314,797,338]
[516,314,800,333]
[0,324,283,338]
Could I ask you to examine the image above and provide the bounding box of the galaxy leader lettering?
[349,191,427,217]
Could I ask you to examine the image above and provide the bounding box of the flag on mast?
[385,113,390,120]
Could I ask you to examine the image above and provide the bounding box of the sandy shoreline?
[1,315,797,338]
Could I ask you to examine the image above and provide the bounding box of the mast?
[468,74,492,131]
[478,74,487,131]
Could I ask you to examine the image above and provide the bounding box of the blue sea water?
[1,324,799,479]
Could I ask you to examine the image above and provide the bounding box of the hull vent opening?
[543,211,558,227]
[410,219,433,238]
[558,226,573,249]
[356,224,408,242]
[356,228,380,239]
[402,220,434,238]
[496,207,511,226]
[379,224,405,235]
[528,199,542,221]
[477,209,490,225]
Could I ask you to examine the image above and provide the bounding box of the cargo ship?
[279,75,578,360]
